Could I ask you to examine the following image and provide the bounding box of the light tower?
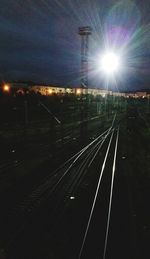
[78,26,92,90]
[78,26,92,141]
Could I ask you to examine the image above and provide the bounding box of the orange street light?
[3,84,10,92]
[48,88,53,95]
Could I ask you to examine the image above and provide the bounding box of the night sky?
[0,0,149,91]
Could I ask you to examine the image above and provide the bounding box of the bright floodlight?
[100,52,120,75]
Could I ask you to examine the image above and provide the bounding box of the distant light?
[3,84,10,92]
[70,196,75,200]
[102,93,106,98]
[48,88,53,95]
[99,52,120,75]
[66,88,71,93]
[76,89,81,95]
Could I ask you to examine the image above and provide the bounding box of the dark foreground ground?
[0,98,149,259]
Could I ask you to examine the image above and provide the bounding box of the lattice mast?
[78,26,92,90]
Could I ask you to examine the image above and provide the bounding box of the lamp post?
[78,26,92,142]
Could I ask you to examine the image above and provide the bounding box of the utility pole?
[24,99,28,143]
[78,26,92,141]
[39,101,61,155]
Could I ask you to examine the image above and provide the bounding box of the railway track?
[78,127,119,259]
[0,125,112,245]
[0,113,133,259]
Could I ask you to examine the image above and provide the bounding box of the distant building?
[30,85,68,95]
[75,87,112,97]
[125,92,136,98]
[30,85,113,97]
[2,80,149,98]
[113,92,126,97]
[135,91,147,98]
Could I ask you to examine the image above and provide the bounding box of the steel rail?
[103,127,119,259]
[78,129,115,259]
[13,116,116,215]
[50,112,117,178]
[8,116,116,214]
[4,128,113,250]
[6,128,111,218]
[67,128,114,195]
[59,130,112,200]
[28,128,111,199]
[78,126,119,259]
[40,128,112,199]
[1,115,118,252]
[30,113,116,198]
